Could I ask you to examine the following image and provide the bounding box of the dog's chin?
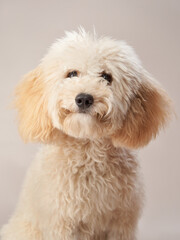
[62,113,104,139]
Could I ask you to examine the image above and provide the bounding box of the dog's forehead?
[62,44,101,68]
[46,36,123,72]
[58,40,115,72]
[43,33,141,79]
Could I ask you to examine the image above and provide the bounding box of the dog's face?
[15,30,171,148]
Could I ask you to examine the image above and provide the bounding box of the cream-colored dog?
[1,29,171,240]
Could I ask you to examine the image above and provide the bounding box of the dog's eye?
[67,71,78,78]
[101,72,112,84]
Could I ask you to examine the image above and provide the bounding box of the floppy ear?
[15,66,54,142]
[111,75,172,149]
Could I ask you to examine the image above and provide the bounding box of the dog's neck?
[42,130,136,175]
[51,129,115,150]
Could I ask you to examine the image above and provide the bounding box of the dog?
[1,29,172,240]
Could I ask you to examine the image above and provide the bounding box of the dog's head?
[15,29,172,148]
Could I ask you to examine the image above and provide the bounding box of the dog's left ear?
[14,66,54,142]
[111,72,172,149]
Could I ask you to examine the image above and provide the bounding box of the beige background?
[0,0,180,239]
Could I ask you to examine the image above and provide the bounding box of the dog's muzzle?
[75,93,94,111]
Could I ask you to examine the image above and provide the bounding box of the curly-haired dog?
[1,29,172,240]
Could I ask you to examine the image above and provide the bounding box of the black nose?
[75,93,94,110]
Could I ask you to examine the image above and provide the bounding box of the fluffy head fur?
[15,29,171,148]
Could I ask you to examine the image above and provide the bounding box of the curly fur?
[1,29,172,240]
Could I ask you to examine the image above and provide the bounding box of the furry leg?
[0,217,42,240]
[107,220,137,240]
[106,210,139,240]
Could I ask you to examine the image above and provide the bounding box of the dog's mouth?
[58,106,112,139]
[59,107,109,123]
[57,91,112,124]
[77,108,91,114]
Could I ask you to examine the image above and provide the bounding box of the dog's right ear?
[111,77,172,149]
[14,66,54,142]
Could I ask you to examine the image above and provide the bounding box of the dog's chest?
[39,143,138,221]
